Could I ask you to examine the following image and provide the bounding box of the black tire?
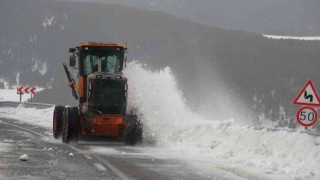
[53,106,65,139]
[70,107,80,141]
[62,107,79,143]
[125,114,142,146]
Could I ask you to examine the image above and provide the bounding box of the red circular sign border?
[296,106,318,127]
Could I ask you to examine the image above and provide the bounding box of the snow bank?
[124,62,320,179]
[0,89,27,102]
[0,105,53,129]
[0,88,45,102]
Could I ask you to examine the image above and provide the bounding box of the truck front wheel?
[53,106,65,139]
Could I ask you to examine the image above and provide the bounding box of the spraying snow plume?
[124,62,200,144]
[124,62,320,179]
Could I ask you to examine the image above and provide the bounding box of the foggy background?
[63,0,320,36]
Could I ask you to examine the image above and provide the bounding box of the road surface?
[0,118,234,180]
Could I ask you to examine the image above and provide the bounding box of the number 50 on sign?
[296,106,318,127]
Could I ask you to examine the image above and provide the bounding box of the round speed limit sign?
[296,106,318,127]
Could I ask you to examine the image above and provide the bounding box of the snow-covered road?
[1,104,320,179]
[0,105,238,179]
[0,109,234,180]
[0,117,118,179]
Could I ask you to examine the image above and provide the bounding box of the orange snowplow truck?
[52,42,142,145]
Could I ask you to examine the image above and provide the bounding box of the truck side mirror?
[69,55,76,67]
[69,48,76,53]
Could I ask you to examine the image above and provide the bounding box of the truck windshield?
[84,53,121,75]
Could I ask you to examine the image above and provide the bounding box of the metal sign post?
[17,87,23,102]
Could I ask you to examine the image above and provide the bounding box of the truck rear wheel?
[62,107,79,143]
[53,106,65,139]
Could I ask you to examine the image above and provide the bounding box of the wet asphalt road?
[0,118,118,180]
[0,118,231,180]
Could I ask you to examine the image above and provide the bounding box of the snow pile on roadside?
[171,120,320,179]
[0,78,45,102]
[0,89,28,102]
[124,62,320,179]
[0,105,53,129]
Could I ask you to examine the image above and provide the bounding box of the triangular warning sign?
[293,80,320,106]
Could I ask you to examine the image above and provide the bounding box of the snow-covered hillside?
[264,35,320,41]
[68,0,320,36]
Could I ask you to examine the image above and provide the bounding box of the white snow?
[28,35,38,43]
[123,62,320,180]
[31,56,48,75]
[0,142,12,153]
[20,154,28,161]
[0,62,319,179]
[0,105,54,128]
[39,62,47,76]
[0,78,10,89]
[0,89,28,102]
[31,56,38,72]
[42,16,55,29]
[0,87,45,102]
[16,72,19,87]
[264,35,320,41]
